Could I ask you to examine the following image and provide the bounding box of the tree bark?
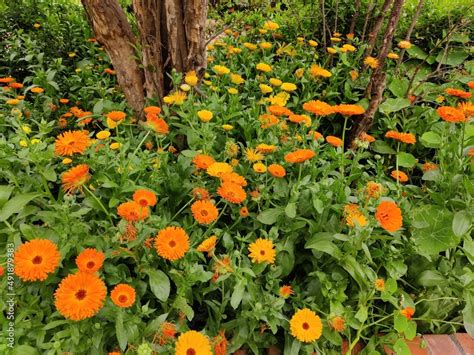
[349,0,361,35]
[82,0,145,114]
[361,0,375,42]
[397,0,424,69]
[350,0,405,148]
[365,0,394,58]
[184,0,208,75]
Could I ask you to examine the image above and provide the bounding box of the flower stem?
[83,185,113,224]
[132,130,151,156]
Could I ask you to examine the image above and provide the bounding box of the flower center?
[302,322,310,330]
[186,349,196,355]
[260,250,265,256]
[139,199,148,207]
[86,261,95,269]
[200,210,208,216]
[75,289,87,300]
[118,295,128,303]
[169,240,176,248]
[32,255,43,264]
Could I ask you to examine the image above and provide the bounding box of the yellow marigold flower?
[19,140,28,147]
[222,124,233,131]
[263,21,279,31]
[281,82,297,92]
[256,63,272,72]
[184,70,198,86]
[387,52,399,59]
[330,37,342,42]
[175,330,212,355]
[22,125,31,134]
[31,139,40,145]
[197,235,217,255]
[290,308,323,343]
[259,42,272,50]
[62,158,72,164]
[198,110,213,122]
[295,68,305,78]
[259,29,267,34]
[342,44,356,52]
[350,70,359,81]
[163,91,187,105]
[398,40,412,49]
[230,73,245,84]
[244,42,257,50]
[96,130,111,140]
[245,148,264,162]
[228,88,238,95]
[213,65,230,75]
[207,162,233,177]
[248,238,275,263]
[310,64,332,78]
[344,204,368,228]
[259,84,273,94]
[374,278,385,291]
[6,99,20,105]
[33,23,41,28]
[269,78,282,86]
[110,142,121,150]
[297,37,304,42]
[308,40,318,47]
[327,47,337,54]
[364,56,379,69]
[253,162,267,173]
[180,84,191,92]
[256,144,276,153]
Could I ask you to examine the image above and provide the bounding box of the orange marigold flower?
[359,132,376,143]
[0,77,15,83]
[59,98,69,104]
[133,189,157,207]
[0,266,4,277]
[364,56,379,69]
[197,235,217,254]
[279,285,294,298]
[239,206,249,217]
[436,106,466,123]
[217,182,246,204]
[61,164,91,194]
[158,322,177,345]
[399,133,416,144]
[256,143,277,154]
[344,204,367,227]
[259,113,280,128]
[14,239,60,282]
[146,113,169,134]
[54,130,90,156]
[9,82,23,89]
[467,81,474,90]
[107,111,126,122]
[192,187,210,200]
[422,162,438,172]
[288,114,307,124]
[458,102,474,117]
[445,88,472,99]
[391,170,409,183]
[207,162,233,177]
[220,172,247,186]
[117,201,150,222]
[76,248,105,273]
[54,272,107,321]
[248,238,276,264]
[213,330,228,355]
[303,100,334,116]
[175,331,212,355]
[374,278,385,291]
[31,87,44,94]
[376,201,403,232]
[326,136,343,147]
[111,284,136,308]
[144,106,161,115]
[284,149,316,163]
[268,105,292,116]
[329,316,346,332]
[401,307,415,320]
[309,64,332,78]
[334,104,365,116]
[155,226,190,261]
[290,308,323,343]
[193,154,215,170]
[191,200,219,224]
[268,164,286,177]
[365,181,383,199]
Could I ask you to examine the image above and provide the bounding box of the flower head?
[248,238,276,264]
[193,154,215,170]
[117,201,150,222]
[303,100,334,116]
[111,284,136,308]
[61,164,91,194]
[391,170,409,183]
[191,200,219,224]
[334,104,365,116]
[279,285,294,298]
[310,64,332,78]
[268,164,286,178]
[133,189,157,207]
[54,130,91,156]
[437,106,466,123]
[14,239,60,281]
[290,308,323,343]
[376,201,402,232]
[401,307,415,319]
[175,331,212,355]
[146,113,169,134]
[76,248,105,273]
[284,149,316,163]
[155,226,190,261]
[217,182,246,204]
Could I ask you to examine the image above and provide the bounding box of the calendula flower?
[303,100,334,116]
[310,64,332,78]
[244,43,257,51]
[268,164,286,178]
[193,154,215,170]
[163,91,187,105]
[117,201,150,222]
[14,239,60,282]
[185,71,198,86]
[230,73,245,84]
[290,308,323,342]
[401,307,415,319]
[213,65,230,75]
[155,226,190,261]
[269,78,282,86]
[259,42,272,50]
[54,130,91,156]
[329,316,346,332]
[207,162,233,177]
[197,235,217,254]
[398,40,412,49]
[31,87,44,94]
[96,130,110,140]
[458,102,474,117]
[279,285,294,298]
[248,238,276,264]
[253,162,267,173]
[259,84,273,94]
[198,110,213,122]
[326,136,343,147]
[364,56,379,69]
[366,181,383,199]
[436,106,466,123]
[61,164,91,194]
[445,88,472,99]
[263,21,279,31]
[281,82,297,92]
[344,204,368,227]
[222,124,233,131]
[144,106,161,115]
[133,189,157,207]
[239,206,249,217]
[334,104,365,116]
[107,111,126,122]
[111,284,136,308]
[227,88,238,95]
[6,99,20,105]
[54,272,107,321]
[245,148,264,162]
[76,248,105,273]
[376,201,403,232]
[217,182,246,204]
[308,40,318,47]
[391,170,409,183]
[192,187,210,201]
[284,149,316,163]
[387,52,399,59]
[191,200,219,224]
[158,322,177,345]
[175,331,212,355]
[374,278,385,291]
[256,63,272,72]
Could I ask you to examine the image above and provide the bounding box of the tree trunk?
[361,0,375,42]
[365,0,394,58]
[349,0,361,35]
[397,0,424,69]
[81,0,207,114]
[82,0,145,114]
[350,0,405,147]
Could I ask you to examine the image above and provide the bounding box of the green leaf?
[388,78,409,98]
[394,312,408,333]
[463,291,474,337]
[452,210,471,237]
[231,280,246,309]
[379,98,411,114]
[116,311,128,351]
[41,166,57,182]
[420,131,441,148]
[0,193,40,222]
[397,152,417,168]
[435,49,469,66]
[412,205,459,258]
[405,321,417,340]
[372,140,396,155]
[257,208,283,225]
[355,306,368,323]
[417,270,447,287]
[407,45,429,60]
[12,346,39,355]
[394,338,411,355]
[173,296,194,321]
[285,202,297,219]
[305,233,342,260]
[0,185,14,207]
[146,270,170,302]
